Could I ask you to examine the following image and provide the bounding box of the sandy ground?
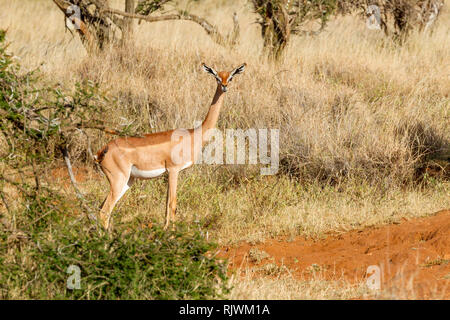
[219,209,450,299]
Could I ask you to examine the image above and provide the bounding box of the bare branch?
[52,0,239,49]
[102,7,228,45]
[63,124,121,135]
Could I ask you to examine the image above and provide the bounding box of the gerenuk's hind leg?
[99,170,133,231]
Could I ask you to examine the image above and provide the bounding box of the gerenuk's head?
[202,63,246,92]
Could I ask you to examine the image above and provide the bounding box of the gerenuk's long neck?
[200,84,225,142]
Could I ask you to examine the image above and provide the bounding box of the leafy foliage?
[135,0,171,16]
[0,32,117,171]
[1,218,229,299]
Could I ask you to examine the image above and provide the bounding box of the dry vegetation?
[0,0,449,299]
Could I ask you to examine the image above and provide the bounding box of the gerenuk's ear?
[227,63,246,82]
[202,63,220,82]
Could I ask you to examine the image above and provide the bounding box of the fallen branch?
[61,146,98,223]
[62,146,83,199]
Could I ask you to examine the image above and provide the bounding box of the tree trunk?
[123,0,135,44]
[258,1,290,59]
[53,0,115,52]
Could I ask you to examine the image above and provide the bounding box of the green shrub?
[1,218,229,300]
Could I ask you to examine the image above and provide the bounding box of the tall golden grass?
[5,1,449,179]
[1,0,449,239]
[1,0,449,299]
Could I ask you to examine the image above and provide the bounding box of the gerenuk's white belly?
[130,166,166,179]
[130,162,193,179]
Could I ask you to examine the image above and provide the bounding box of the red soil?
[219,210,450,299]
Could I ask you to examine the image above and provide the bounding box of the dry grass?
[228,273,371,299]
[1,1,448,180]
[81,172,449,244]
[228,266,449,299]
[1,0,449,300]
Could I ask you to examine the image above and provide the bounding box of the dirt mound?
[219,210,450,299]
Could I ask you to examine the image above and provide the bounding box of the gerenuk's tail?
[94,145,109,163]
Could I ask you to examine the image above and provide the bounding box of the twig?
[0,174,34,197]
[0,190,11,215]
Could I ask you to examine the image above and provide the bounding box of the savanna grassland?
[0,0,449,299]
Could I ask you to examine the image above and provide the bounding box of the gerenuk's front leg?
[164,169,179,230]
